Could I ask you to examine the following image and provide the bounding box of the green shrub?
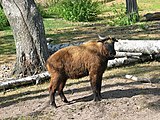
[47,4,59,17]
[36,2,60,18]
[0,8,9,30]
[54,0,100,22]
[108,3,139,26]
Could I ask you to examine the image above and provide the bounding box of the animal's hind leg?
[49,76,60,108]
[49,87,56,108]
[58,78,68,103]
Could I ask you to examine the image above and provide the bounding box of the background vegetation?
[0,0,160,58]
[0,7,9,30]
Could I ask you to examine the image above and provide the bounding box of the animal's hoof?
[99,95,103,100]
[50,102,57,108]
[93,97,102,102]
[61,97,69,103]
[63,99,69,103]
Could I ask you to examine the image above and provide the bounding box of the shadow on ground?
[72,87,160,102]
[46,21,160,44]
[1,79,159,108]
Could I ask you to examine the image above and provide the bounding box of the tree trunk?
[126,0,139,21]
[126,0,138,14]
[1,0,49,78]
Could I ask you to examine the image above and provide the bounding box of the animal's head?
[98,35,118,60]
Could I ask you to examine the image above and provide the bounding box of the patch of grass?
[106,3,139,26]
[44,18,79,31]
[0,29,15,55]
[49,0,100,22]
[0,8,9,30]
[44,18,83,44]
[139,0,160,11]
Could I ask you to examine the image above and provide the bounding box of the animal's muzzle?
[108,51,116,60]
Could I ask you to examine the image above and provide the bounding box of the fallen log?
[115,52,143,58]
[115,40,160,54]
[108,57,137,68]
[107,56,146,68]
[47,41,84,54]
[0,72,50,90]
[47,40,160,55]
[125,74,151,83]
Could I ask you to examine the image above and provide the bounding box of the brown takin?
[46,35,118,108]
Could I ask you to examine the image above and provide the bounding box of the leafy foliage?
[37,3,50,18]
[108,3,139,26]
[0,8,9,30]
[54,0,100,22]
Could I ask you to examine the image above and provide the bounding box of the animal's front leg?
[90,75,101,101]
[97,76,103,100]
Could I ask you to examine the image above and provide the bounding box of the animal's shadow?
[72,87,160,102]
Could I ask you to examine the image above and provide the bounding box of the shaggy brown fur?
[46,37,118,108]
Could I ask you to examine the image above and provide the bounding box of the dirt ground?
[0,62,160,120]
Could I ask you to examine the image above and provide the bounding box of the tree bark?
[126,0,138,14]
[1,0,49,77]
[126,0,139,21]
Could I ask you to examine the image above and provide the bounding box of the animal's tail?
[46,61,54,73]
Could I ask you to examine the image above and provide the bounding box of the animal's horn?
[98,35,107,40]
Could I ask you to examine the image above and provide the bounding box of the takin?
[46,35,118,108]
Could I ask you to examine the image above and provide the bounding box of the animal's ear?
[112,38,118,42]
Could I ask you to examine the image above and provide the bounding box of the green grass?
[44,18,79,31]
[0,29,15,55]
[44,18,92,44]
[138,0,160,11]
